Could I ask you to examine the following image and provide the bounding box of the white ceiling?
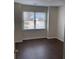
[14,0,65,6]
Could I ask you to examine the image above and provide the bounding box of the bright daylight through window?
[23,12,46,30]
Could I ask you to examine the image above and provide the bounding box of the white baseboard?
[15,37,64,43]
[47,36,64,42]
[47,37,57,39]
[57,37,64,42]
[24,37,46,40]
[14,40,23,43]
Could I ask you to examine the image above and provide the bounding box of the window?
[23,12,34,29]
[23,12,46,30]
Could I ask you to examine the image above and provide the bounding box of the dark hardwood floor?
[15,38,64,59]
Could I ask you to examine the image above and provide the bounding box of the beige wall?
[47,7,58,38]
[14,3,23,42]
[57,6,65,41]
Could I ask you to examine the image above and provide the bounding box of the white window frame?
[22,11,47,30]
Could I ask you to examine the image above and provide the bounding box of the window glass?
[36,12,46,29]
[23,12,34,29]
[23,12,46,30]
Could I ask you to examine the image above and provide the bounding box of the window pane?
[36,12,46,20]
[24,20,34,29]
[36,20,45,29]
[36,12,46,29]
[23,12,34,29]
[23,12,34,21]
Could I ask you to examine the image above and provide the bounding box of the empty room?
[14,0,65,59]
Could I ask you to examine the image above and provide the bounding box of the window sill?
[23,29,46,31]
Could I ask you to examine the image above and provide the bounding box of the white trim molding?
[14,40,23,43]
[47,36,64,42]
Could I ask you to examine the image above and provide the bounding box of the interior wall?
[22,3,48,40]
[47,7,58,38]
[57,6,65,41]
[14,3,47,42]
[14,3,23,42]
[14,3,64,42]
